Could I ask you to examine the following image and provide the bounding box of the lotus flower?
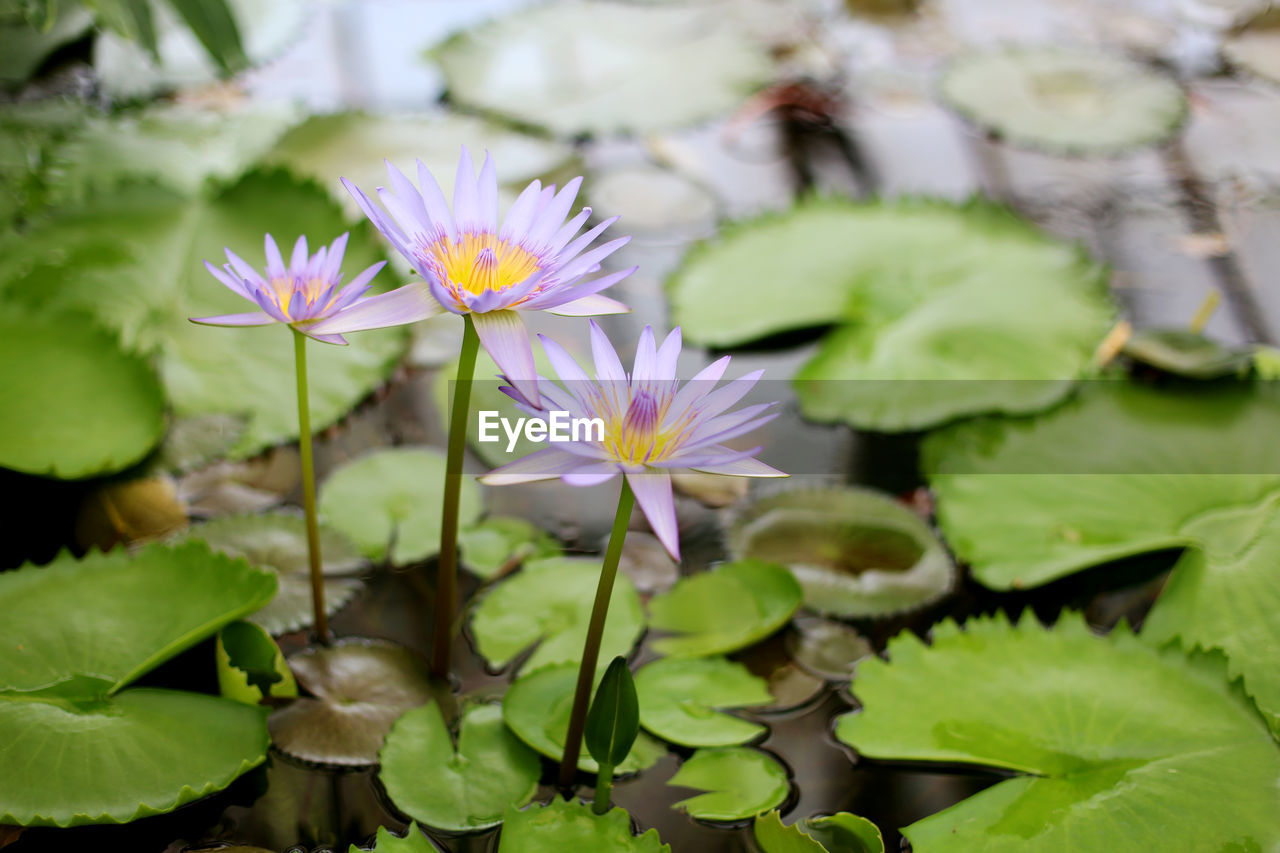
[341,148,636,402]
[192,233,434,344]
[481,322,787,560]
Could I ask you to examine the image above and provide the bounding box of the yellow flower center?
[268,276,333,319]
[425,233,543,295]
[601,390,688,466]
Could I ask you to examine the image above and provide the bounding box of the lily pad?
[634,656,770,747]
[0,171,408,459]
[785,616,874,681]
[939,46,1187,155]
[216,620,297,704]
[1224,6,1280,86]
[667,747,790,822]
[268,640,440,767]
[834,612,1280,851]
[430,0,773,137]
[176,513,365,635]
[350,823,439,853]
[728,487,955,618]
[667,198,1113,430]
[155,413,248,474]
[379,701,540,832]
[459,516,561,580]
[0,7,92,85]
[470,556,645,673]
[0,542,276,826]
[318,447,483,566]
[0,308,165,479]
[502,663,666,774]
[754,810,885,853]
[498,797,670,853]
[1122,328,1253,379]
[646,560,802,658]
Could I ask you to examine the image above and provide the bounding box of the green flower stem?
[431,314,480,680]
[592,762,615,814]
[559,479,636,787]
[292,328,328,646]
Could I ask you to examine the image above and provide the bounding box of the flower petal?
[544,293,631,317]
[691,456,788,477]
[589,319,627,383]
[453,146,481,231]
[632,325,658,383]
[301,330,349,346]
[385,160,431,229]
[472,310,538,405]
[306,281,439,335]
[626,471,680,561]
[264,234,287,279]
[480,447,587,485]
[289,235,309,272]
[204,260,252,299]
[522,266,637,310]
[415,159,458,241]
[526,176,583,245]
[477,151,499,231]
[322,232,350,281]
[563,461,622,486]
[538,333,591,384]
[189,310,279,327]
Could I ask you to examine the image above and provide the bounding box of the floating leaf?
[0,309,164,479]
[939,46,1187,155]
[754,810,885,853]
[498,797,671,853]
[379,701,540,832]
[154,413,247,474]
[785,616,873,681]
[634,656,770,747]
[834,613,1280,851]
[0,98,85,225]
[667,198,1113,430]
[647,560,801,657]
[470,556,645,672]
[349,823,438,853]
[1122,328,1252,379]
[431,0,772,137]
[459,516,561,580]
[175,513,365,635]
[503,663,666,774]
[0,542,276,826]
[728,487,954,618]
[269,640,440,767]
[754,811,825,853]
[319,447,483,566]
[667,747,789,822]
[1224,6,1280,86]
[216,619,297,704]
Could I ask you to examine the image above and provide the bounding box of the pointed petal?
[225,249,267,287]
[632,326,657,382]
[264,235,287,279]
[290,235,309,272]
[473,310,538,404]
[477,151,499,231]
[545,293,631,316]
[691,456,787,477]
[545,206,593,255]
[626,471,680,561]
[589,319,626,383]
[385,160,430,228]
[562,461,622,486]
[655,327,682,378]
[553,236,631,284]
[189,310,279,327]
[537,333,591,385]
[556,215,616,265]
[204,260,252,299]
[527,177,583,245]
[306,282,439,335]
[523,266,637,310]
[500,179,544,242]
[480,447,588,485]
[323,234,349,281]
[415,159,458,240]
[453,146,480,231]
[301,330,349,345]
[342,178,408,245]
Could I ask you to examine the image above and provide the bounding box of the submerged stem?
[293,328,328,646]
[559,479,636,788]
[431,314,480,680]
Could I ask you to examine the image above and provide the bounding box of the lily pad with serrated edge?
[635,656,770,747]
[939,46,1188,155]
[1224,6,1280,86]
[318,447,483,565]
[1122,328,1253,379]
[667,747,790,822]
[754,810,885,853]
[0,542,276,827]
[469,556,645,673]
[268,639,443,767]
[502,663,666,774]
[217,620,298,705]
[379,700,540,832]
[430,0,773,138]
[459,516,562,580]
[498,797,671,853]
[349,823,439,853]
[727,487,955,619]
[666,198,1114,431]
[646,560,802,658]
[835,612,1280,851]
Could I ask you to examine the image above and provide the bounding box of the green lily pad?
[216,620,297,704]
[667,198,1114,430]
[0,308,165,479]
[1122,328,1253,379]
[430,0,772,138]
[350,823,439,853]
[498,797,671,853]
[459,516,562,580]
[0,98,86,226]
[939,46,1187,155]
[754,810,885,853]
[0,170,408,459]
[834,612,1280,851]
[154,413,248,474]
[634,656,770,747]
[727,488,955,618]
[318,447,483,566]
[0,542,276,826]
[470,556,645,673]
[176,513,365,635]
[1224,6,1280,86]
[647,560,801,657]
[379,700,540,832]
[667,747,790,822]
[502,663,666,774]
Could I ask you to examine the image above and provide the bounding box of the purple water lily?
[191,232,435,344]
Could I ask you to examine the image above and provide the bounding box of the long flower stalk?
[292,327,328,645]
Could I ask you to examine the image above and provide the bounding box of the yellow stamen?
[424,233,542,295]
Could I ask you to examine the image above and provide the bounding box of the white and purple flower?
[481,322,787,560]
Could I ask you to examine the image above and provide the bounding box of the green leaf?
[216,619,296,704]
[0,6,91,84]
[318,447,483,565]
[0,542,276,826]
[834,613,1280,852]
[503,662,666,774]
[939,46,1187,155]
[0,308,165,479]
[459,516,561,580]
[754,811,825,853]
[667,198,1113,430]
[175,513,365,635]
[727,487,955,618]
[646,560,801,657]
[667,747,789,822]
[586,656,640,769]
[431,0,772,138]
[0,171,408,459]
[349,823,438,853]
[163,0,247,74]
[754,811,885,853]
[153,413,247,473]
[379,701,540,832]
[470,556,645,672]
[0,98,87,225]
[498,797,671,853]
[1122,328,1253,379]
[634,656,769,747]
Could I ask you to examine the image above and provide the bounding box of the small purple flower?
[191,232,435,344]
[481,322,787,560]
[341,148,636,401]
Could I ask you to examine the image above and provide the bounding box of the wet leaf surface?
[635,657,770,747]
[667,747,790,822]
[646,560,801,657]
